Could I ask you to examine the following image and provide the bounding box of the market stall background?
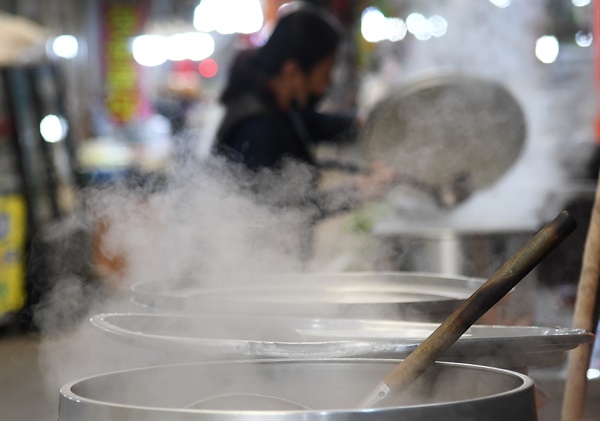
[0,0,598,420]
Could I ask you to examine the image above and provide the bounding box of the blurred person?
[213,2,394,220]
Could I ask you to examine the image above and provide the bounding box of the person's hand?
[353,161,397,200]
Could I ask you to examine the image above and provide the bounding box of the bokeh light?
[132,35,168,67]
[199,58,218,78]
[40,114,68,143]
[194,0,263,35]
[535,35,559,64]
[52,35,79,59]
[489,0,512,8]
[575,31,593,47]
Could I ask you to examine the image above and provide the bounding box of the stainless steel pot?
[130,272,485,322]
[90,312,594,370]
[59,359,537,420]
[373,223,538,325]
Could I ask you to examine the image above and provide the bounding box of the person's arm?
[302,108,358,145]
[309,162,397,219]
[308,184,364,220]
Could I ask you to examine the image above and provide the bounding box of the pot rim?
[59,358,535,416]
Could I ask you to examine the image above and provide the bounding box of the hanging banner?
[101,0,148,125]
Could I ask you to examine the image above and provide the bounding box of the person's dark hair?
[220,4,343,105]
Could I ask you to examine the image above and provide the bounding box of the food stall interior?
[0,0,598,420]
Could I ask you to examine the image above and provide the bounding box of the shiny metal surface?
[373,226,539,325]
[185,393,312,410]
[58,359,537,420]
[374,223,536,276]
[90,313,594,369]
[360,72,526,192]
[130,272,485,322]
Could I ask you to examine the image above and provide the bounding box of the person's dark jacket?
[215,91,356,171]
[213,91,362,219]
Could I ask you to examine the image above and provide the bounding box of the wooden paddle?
[562,172,600,421]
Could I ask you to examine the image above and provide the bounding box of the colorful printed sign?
[0,194,27,315]
[102,0,148,125]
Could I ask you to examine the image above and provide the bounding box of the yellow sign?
[0,194,27,315]
[103,0,145,124]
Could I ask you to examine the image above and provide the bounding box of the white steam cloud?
[360,1,594,227]
[30,1,597,415]
[33,159,327,404]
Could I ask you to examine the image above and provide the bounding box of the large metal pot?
[90,312,594,370]
[130,272,485,322]
[59,359,537,420]
[373,223,538,325]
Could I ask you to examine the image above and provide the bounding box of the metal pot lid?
[359,72,526,191]
[90,313,594,368]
